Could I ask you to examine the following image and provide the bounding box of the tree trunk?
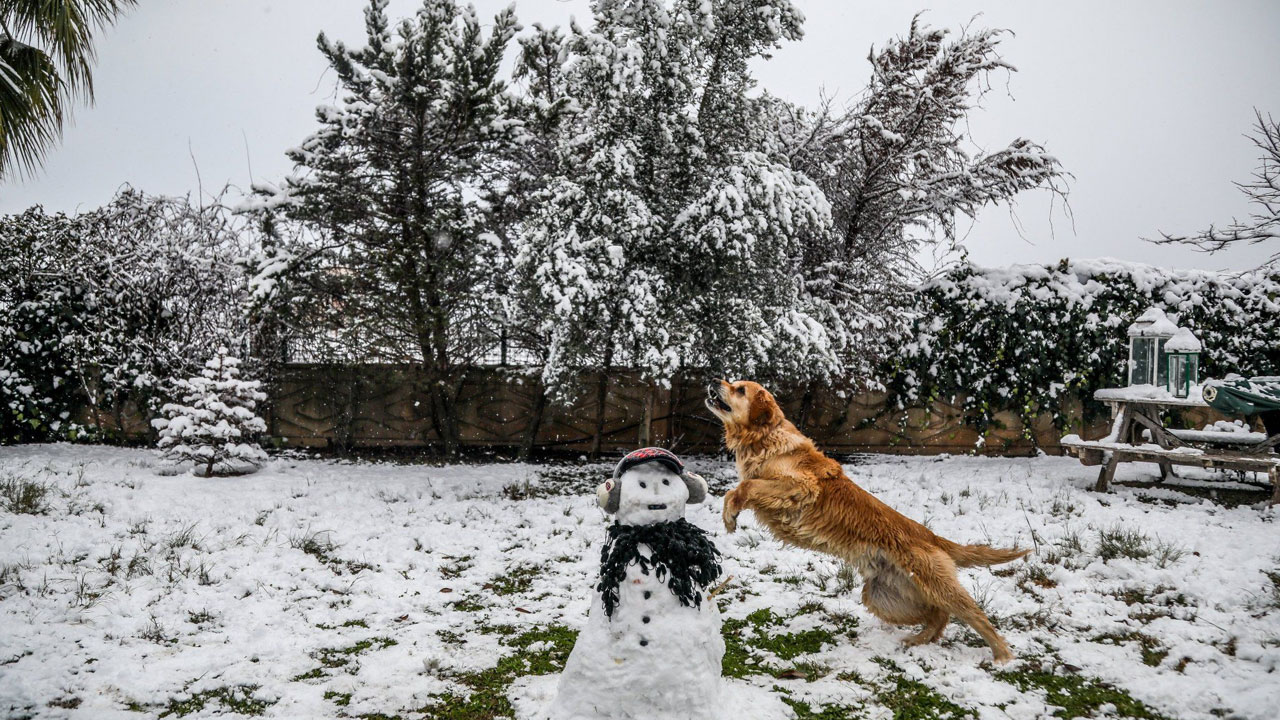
[590,369,610,459]
[589,333,617,458]
[797,380,817,432]
[520,385,548,461]
[638,381,655,447]
[668,378,685,452]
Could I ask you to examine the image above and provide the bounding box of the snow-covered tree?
[0,207,88,443]
[513,0,840,431]
[152,348,268,477]
[245,0,520,455]
[765,15,1069,380]
[1156,109,1279,267]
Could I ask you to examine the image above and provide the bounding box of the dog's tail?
[939,539,1031,568]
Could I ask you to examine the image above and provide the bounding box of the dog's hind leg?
[902,606,949,647]
[896,549,1013,663]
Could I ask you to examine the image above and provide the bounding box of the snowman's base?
[509,674,795,720]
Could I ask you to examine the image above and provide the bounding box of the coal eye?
[662,478,670,485]
[639,481,646,488]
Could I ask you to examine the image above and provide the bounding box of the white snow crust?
[2,445,1278,719]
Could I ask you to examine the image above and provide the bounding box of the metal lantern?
[1164,327,1202,398]
[1126,307,1178,386]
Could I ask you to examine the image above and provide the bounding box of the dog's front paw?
[723,510,738,534]
[722,489,741,533]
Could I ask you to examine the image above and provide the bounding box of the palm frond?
[0,36,63,177]
[0,0,136,177]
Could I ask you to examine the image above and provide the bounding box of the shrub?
[886,258,1280,440]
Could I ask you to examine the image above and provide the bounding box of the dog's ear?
[747,387,779,427]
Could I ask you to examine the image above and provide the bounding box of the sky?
[1,0,1278,271]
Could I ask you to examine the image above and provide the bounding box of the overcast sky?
[1,0,1277,271]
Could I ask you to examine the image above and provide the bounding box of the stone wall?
[266,365,1143,456]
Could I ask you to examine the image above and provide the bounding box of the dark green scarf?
[597,518,722,619]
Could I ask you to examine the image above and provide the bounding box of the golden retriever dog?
[706,379,1028,663]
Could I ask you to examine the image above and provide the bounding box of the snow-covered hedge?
[0,190,250,444]
[887,258,1280,439]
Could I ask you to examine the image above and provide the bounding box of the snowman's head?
[596,447,708,525]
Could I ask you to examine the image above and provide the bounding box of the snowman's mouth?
[647,504,667,510]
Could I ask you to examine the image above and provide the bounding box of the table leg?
[1094,407,1135,494]
[1134,408,1177,482]
[1270,466,1279,507]
[1095,452,1120,493]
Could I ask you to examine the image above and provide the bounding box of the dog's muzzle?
[705,382,730,412]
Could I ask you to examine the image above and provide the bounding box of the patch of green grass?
[451,596,486,612]
[0,474,51,515]
[324,690,352,707]
[289,529,373,574]
[317,618,369,630]
[314,637,398,669]
[873,658,974,720]
[774,660,833,682]
[878,674,974,720]
[825,610,861,639]
[48,697,81,709]
[759,627,837,661]
[1263,568,1280,609]
[419,625,578,720]
[159,685,272,717]
[187,610,216,625]
[489,564,542,596]
[779,693,864,719]
[1097,525,1150,562]
[436,629,464,644]
[997,668,1171,719]
[1017,564,1057,592]
[1092,631,1168,667]
[1111,585,1193,622]
[722,609,839,678]
[439,555,473,580]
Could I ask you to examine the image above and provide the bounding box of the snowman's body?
[549,462,724,720]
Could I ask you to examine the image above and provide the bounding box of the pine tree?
[246,0,520,455]
[766,15,1069,382]
[513,0,840,429]
[152,348,268,477]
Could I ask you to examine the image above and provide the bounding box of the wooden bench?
[1061,436,1280,503]
[1062,389,1280,505]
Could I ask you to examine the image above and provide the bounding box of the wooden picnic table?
[1060,387,1280,504]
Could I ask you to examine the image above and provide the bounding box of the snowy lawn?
[2,444,1279,720]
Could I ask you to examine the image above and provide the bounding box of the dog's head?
[705,379,782,431]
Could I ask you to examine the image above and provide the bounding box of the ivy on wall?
[885,258,1280,442]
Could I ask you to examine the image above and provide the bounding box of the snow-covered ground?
[2,444,1278,720]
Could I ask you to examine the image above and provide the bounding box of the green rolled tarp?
[1203,376,1280,439]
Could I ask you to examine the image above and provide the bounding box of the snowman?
[549,447,724,720]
